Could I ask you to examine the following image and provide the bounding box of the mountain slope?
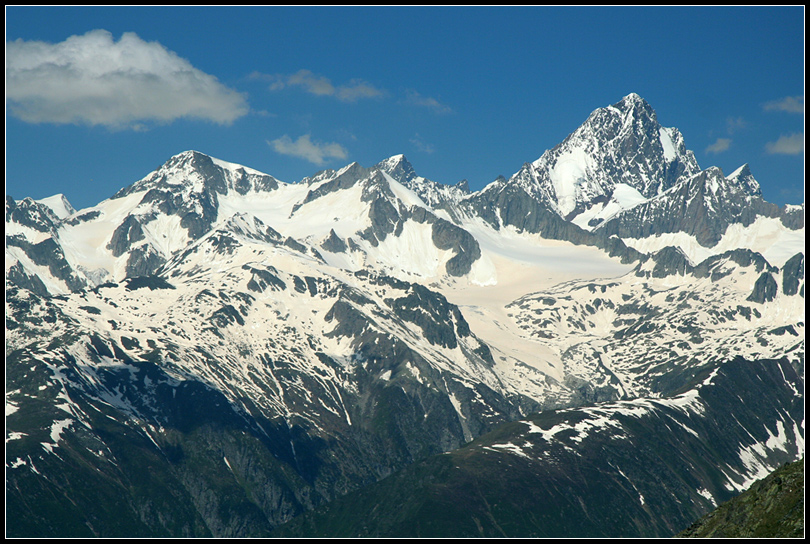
[269,358,804,538]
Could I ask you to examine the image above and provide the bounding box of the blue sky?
[6,6,805,211]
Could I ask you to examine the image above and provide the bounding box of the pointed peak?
[166,150,260,175]
[167,149,209,164]
[682,166,762,199]
[727,163,751,179]
[336,161,364,175]
[454,179,470,193]
[609,93,655,119]
[726,163,762,197]
[173,149,203,159]
[386,153,407,164]
[329,162,373,188]
[376,153,412,169]
[157,150,216,175]
[375,154,417,184]
[617,92,650,108]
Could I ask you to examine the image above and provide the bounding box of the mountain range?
[5,93,804,537]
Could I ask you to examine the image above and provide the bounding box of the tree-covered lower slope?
[677,458,804,538]
[270,358,804,538]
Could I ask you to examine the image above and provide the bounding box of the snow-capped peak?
[618,91,650,109]
[113,150,281,201]
[35,193,76,220]
[380,153,407,166]
[517,94,701,220]
[159,149,271,181]
[375,154,417,184]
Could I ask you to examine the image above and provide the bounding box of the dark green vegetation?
[677,459,804,538]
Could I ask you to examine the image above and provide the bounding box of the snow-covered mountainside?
[6,93,804,538]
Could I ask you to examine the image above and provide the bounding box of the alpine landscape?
[6,91,805,537]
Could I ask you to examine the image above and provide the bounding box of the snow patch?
[486,442,532,459]
[41,418,74,453]
[6,400,20,416]
[548,147,592,217]
[697,488,717,507]
[659,127,677,162]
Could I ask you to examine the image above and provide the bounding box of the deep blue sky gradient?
[6,6,805,210]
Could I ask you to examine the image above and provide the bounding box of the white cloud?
[765,133,804,155]
[705,138,732,154]
[763,96,804,114]
[268,134,348,165]
[259,69,384,102]
[404,90,454,114]
[6,30,248,129]
[336,79,385,102]
[283,69,336,96]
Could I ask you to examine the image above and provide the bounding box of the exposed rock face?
[430,219,481,276]
[748,272,779,304]
[596,166,796,248]
[5,234,86,292]
[6,195,61,233]
[125,245,166,278]
[296,162,371,210]
[6,261,51,297]
[321,229,348,254]
[781,253,805,297]
[107,215,146,257]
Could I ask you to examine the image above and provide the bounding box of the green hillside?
[677,459,804,538]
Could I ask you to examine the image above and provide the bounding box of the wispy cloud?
[726,116,746,134]
[336,80,386,102]
[267,134,348,165]
[763,95,804,114]
[765,133,804,155]
[705,138,732,155]
[6,30,248,129]
[410,134,435,154]
[279,69,335,96]
[404,90,454,115]
[254,69,384,102]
